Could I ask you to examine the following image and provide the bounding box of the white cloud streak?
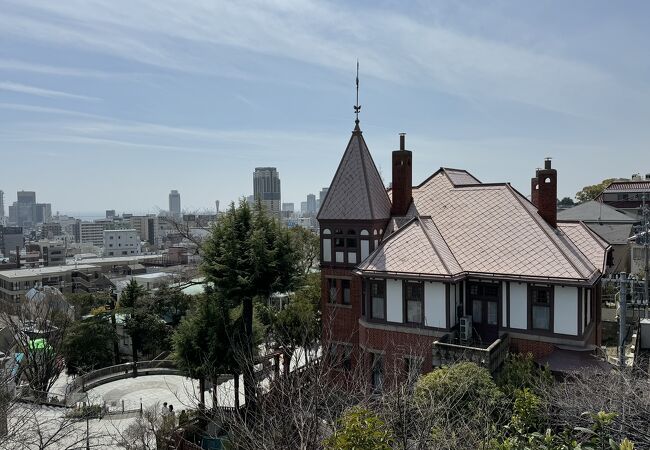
[0,81,100,101]
[1,0,646,118]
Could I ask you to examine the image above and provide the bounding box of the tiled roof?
[442,168,481,186]
[557,222,609,273]
[603,180,650,193]
[358,171,607,284]
[557,201,637,223]
[317,130,392,221]
[359,217,461,277]
[585,223,633,245]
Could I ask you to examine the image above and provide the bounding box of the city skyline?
[1,1,650,211]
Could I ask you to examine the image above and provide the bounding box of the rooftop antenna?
[354,60,361,129]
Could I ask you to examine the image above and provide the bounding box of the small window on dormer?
[545,177,551,183]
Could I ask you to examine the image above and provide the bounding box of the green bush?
[415,362,503,417]
[323,406,394,450]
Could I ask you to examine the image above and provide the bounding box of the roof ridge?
[419,216,462,275]
[416,216,451,275]
[358,133,375,219]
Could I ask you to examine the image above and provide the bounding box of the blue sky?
[1,0,649,215]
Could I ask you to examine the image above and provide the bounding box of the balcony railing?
[432,332,510,374]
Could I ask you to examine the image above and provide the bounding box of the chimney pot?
[399,133,406,151]
[544,157,552,170]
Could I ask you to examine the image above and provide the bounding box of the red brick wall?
[509,337,555,359]
[321,268,362,347]
[359,322,436,386]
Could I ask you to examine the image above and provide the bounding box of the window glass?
[371,354,383,391]
[531,286,552,330]
[371,281,385,320]
[327,278,338,303]
[487,301,498,325]
[472,300,482,323]
[532,305,550,329]
[405,282,423,324]
[342,280,351,305]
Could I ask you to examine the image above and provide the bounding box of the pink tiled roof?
[603,180,650,193]
[317,130,392,221]
[360,217,462,277]
[359,170,606,284]
[443,168,481,186]
[558,222,608,273]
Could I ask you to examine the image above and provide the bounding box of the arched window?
[323,229,331,235]
[360,230,369,236]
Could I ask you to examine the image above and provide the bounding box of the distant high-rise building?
[318,187,329,212]
[306,194,317,215]
[247,195,255,206]
[106,210,116,219]
[215,200,220,214]
[169,190,181,218]
[0,190,4,218]
[17,191,36,204]
[300,201,308,215]
[8,190,51,228]
[253,167,281,217]
[282,202,294,213]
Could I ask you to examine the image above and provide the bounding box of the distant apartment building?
[38,222,63,240]
[282,203,294,213]
[0,190,4,219]
[106,210,116,219]
[128,215,154,245]
[103,229,141,257]
[0,226,23,258]
[75,220,108,247]
[253,167,281,217]
[8,191,51,228]
[35,241,66,266]
[169,190,181,218]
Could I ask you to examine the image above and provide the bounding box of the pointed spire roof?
[317,128,392,221]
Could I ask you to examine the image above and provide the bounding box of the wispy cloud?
[0,81,100,101]
[0,58,151,79]
[1,0,645,118]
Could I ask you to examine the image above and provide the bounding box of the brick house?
[318,122,610,386]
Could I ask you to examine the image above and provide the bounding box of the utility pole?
[643,194,649,317]
[619,272,628,368]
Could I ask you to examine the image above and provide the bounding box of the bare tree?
[0,287,72,399]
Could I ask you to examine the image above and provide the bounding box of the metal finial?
[354,60,361,128]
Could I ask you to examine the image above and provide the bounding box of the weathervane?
[354,60,361,128]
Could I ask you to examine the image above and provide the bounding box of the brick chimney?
[536,158,557,228]
[530,173,539,207]
[391,133,412,216]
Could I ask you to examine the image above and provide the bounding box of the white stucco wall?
[424,282,446,328]
[554,286,578,335]
[509,282,527,329]
[449,284,457,328]
[386,279,403,323]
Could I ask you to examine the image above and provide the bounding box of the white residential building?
[103,229,141,257]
